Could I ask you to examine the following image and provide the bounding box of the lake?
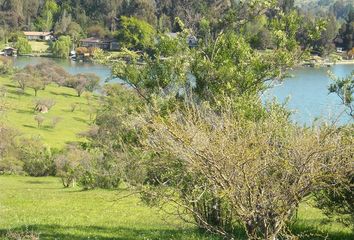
[13,57,353,125]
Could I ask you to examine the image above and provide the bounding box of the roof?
[23,31,52,36]
[80,37,101,43]
[80,37,117,43]
[3,47,16,50]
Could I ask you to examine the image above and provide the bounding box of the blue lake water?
[264,64,353,125]
[13,57,353,125]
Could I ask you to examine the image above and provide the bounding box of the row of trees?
[0,0,353,54]
[13,61,100,97]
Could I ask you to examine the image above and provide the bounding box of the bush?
[0,125,22,174]
[14,37,32,55]
[55,145,121,189]
[18,138,54,177]
[0,56,13,74]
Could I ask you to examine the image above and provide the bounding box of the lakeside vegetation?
[0,1,353,240]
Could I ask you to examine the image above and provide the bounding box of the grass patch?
[29,41,50,53]
[0,176,352,240]
[0,75,97,148]
[0,176,219,240]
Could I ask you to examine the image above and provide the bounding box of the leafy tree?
[18,137,54,176]
[116,16,156,51]
[328,71,354,118]
[51,35,71,59]
[35,0,60,31]
[66,73,100,97]
[0,125,22,174]
[14,37,32,55]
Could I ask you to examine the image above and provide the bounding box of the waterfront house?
[23,31,53,41]
[1,47,17,56]
[166,32,198,48]
[79,37,119,51]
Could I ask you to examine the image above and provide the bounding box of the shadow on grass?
[23,125,53,132]
[73,117,88,124]
[49,91,76,98]
[17,109,34,114]
[24,180,53,185]
[0,225,222,240]
[290,219,353,240]
[7,89,32,97]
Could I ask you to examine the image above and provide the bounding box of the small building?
[166,32,198,48]
[79,37,119,51]
[1,47,17,56]
[336,47,343,53]
[23,31,53,41]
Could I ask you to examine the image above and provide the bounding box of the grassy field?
[29,42,50,53]
[0,75,98,148]
[0,176,352,240]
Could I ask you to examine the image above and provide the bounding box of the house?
[166,32,198,48]
[23,31,53,41]
[1,47,17,56]
[79,37,119,51]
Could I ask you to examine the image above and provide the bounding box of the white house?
[23,32,53,41]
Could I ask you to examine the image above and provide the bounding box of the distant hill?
[295,0,353,18]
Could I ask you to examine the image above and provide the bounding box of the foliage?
[137,100,353,239]
[0,56,13,74]
[0,125,22,174]
[51,36,71,59]
[14,37,32,55]
[116,16,156,51]
[328,71,354,118]
[17,137,54,177]
[65,73,100,97]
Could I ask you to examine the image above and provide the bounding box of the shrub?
[14,37,32,55]
[0,56,13,74]
[18,137,54,177]
[0,125,22,174]
[137,101,353,239]
[34,115,45,128]
[51,116,62,128]
[55,145,121,189]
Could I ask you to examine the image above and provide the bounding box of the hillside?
[0,75,98,148]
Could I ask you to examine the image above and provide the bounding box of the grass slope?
[0,176,352,240]
[0,75,97,148]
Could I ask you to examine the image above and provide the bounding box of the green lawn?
[0,176,219,240]
[0,75,97,148]
[29,42,50,53]
[0,176,352,240]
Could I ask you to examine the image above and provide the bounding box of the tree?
[18,137,54,176]
[51,35,71,59]
[66,73,100,97]
[0,125,22,174]
[35,0,60,31]
[328,71,354,118]
[138,100,352,240]
[116,16,156,51]
[14,37,32,55]
[0,56,13,74]
[87,25,107,39]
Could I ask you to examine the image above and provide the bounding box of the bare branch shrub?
[137,101,353,240]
